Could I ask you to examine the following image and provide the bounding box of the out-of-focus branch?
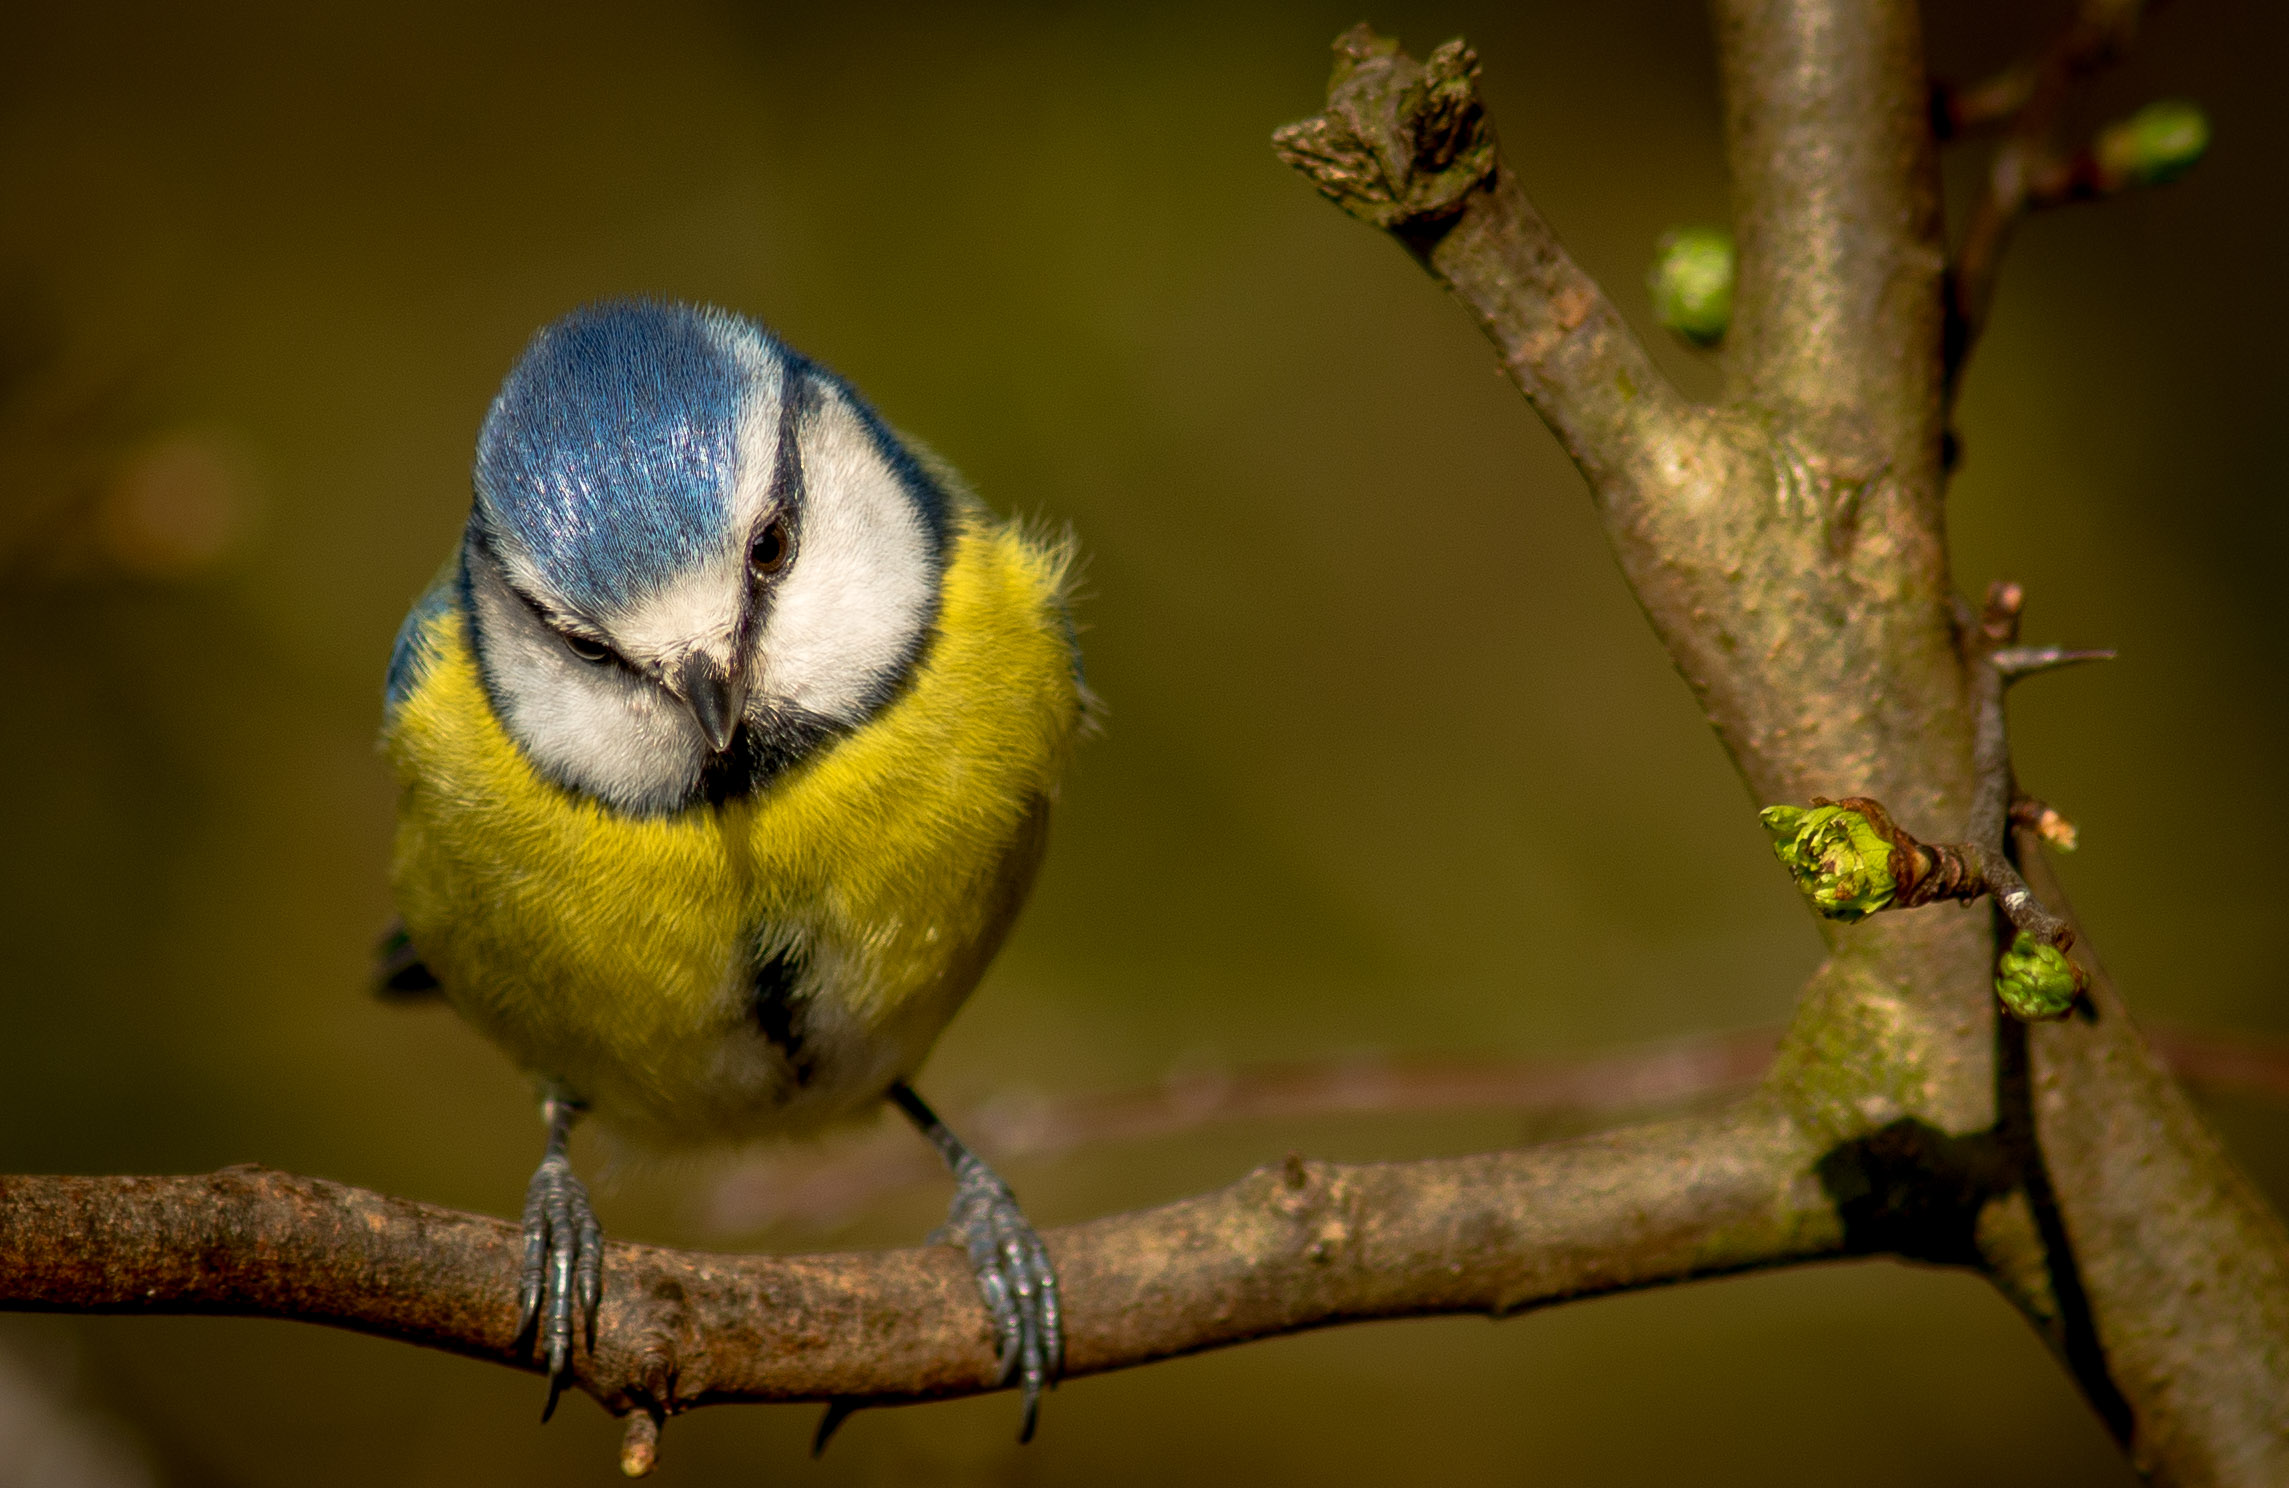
[706,1024,2289,1235]
[1945,0,2148,372]
[1941,0,2212,407]
[706,1031,1782,1234]
[1932,0,2148,139]
[0,1104,1841,1476]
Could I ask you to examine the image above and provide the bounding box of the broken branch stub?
[1271,25,1497,237]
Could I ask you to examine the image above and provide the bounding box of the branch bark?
[1289,3,2289,1479]
[0,1105,1839,1450]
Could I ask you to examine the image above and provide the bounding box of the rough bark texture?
[0,1108,1839,1410]
[1,2,2284,1481]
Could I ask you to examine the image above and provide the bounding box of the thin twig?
[1768,583,2109,947]
[1945,0,2153,404]
[1933,0,2148,139]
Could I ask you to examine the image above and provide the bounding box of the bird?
[377,297,1088,1441]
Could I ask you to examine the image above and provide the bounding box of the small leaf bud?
[1649,227,1735,347]
[1995,932,2083,1021]
[2096,100,2210,188]
[1759,804,1898,922]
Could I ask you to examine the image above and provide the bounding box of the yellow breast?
[383,512,1082,1146]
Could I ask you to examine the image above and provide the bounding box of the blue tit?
[377,299,1087,1439]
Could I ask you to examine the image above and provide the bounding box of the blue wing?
[384,549,466,716]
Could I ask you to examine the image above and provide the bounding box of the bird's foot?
[518,1103,601,1420]
[932,1152,1063,1442]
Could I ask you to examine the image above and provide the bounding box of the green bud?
[1649,227,1735,347]
[1759,804,1898,922]
[1995,932,2082,1021]
[2097,100,2210,188]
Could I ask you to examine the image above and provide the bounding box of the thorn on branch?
[1271,25,1497,239]
[1990,645,2118,681]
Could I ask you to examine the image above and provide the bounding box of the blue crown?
[474,300,776,612]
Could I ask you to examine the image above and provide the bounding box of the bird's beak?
[675,654,746,755]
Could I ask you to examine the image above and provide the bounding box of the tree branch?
[1271,27,1709,543]
[0,1103,1839,1471]
[2014,843,2289,1483]
[1714,0,1945,468]
[1266,7,2289,1478]
[1942,0,2177,406]
[1932,0,2148,140]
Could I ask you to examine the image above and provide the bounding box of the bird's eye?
[749,520,790,578]
[563,633,612,664]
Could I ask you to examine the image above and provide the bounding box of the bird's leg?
[889,1080,1063,1441]
[517,1089,602,1420]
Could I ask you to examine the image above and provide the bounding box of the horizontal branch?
[0,1103,1838,1469]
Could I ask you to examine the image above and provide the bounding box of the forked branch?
[1761,582,2112,1017]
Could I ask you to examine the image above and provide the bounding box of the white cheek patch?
[466,548,708,813]
[752,392,937,722]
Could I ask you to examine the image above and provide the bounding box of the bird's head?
[463,299,947,814]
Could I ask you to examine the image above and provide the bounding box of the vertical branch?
[1687,0,1970,835]
[1713,0,1946,481]
[2011,842,2289,1484]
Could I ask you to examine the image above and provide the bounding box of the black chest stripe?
[752,947,814,1083]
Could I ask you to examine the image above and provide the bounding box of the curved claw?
[517,1149,602,1416]
[936,1154,1063,1442]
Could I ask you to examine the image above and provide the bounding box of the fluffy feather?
[383,506,1083,1147]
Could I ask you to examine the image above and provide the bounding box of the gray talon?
[894,1083,1062,1443]
[517,1096,600,1419]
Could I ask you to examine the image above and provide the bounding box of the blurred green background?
[0,0,2281,1483]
